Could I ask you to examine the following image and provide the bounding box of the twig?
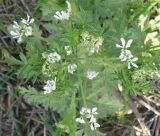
[117,85,151,136]
[155,116,160,136]
[151,115,158,136]
[0,36,10,49]
[44,126,47,136]
[122,128,129,136]
[144,95,160,106]
[132,96,160,116]
[0,4,16,13]
[20,0,33,17]
[128,98,151,136]
[133,126,143,133]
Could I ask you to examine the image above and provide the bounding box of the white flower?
[127,57,138,69]
[13,21,21,30]
[48,52,61,63]
[43,78,56,94]
[89,117,100,131]
[21,15,34,36]
[149,15,160,28]
[86,107,98,118]
[76,107,99,131]
[10,29,23,43]
[68,64,77,74]
[87,70,99,80]
[80,107,87,115]
[76,117,85,124]
[81,31,91,42]
[138,15,148,31]
[119,50,133,61]
[21,14,35,25]
[10,15,34,43]
[54,1,71,20]
[116,38,138,69]
[65,46,72,55]
[89,37,103,55]
[10,21,23,43]
[94,37,103,52]
[24,26,32,36]
[66,1,71,13]
[116,38,133,61]
[144,32,159,46]
[116,38,133,51]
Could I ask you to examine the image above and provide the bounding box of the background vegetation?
[0,0,160,136]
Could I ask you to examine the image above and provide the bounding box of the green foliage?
[86,67,123,118]
[18,86,71,114]
[5,0,160,135]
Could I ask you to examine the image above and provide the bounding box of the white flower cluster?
[138,14,160,46]
[64,46,72,55]
[138,14,148,31]
[47,52,61,63]
[43,77,56,94]
[87,70,99,80]
[10,14,34,43]
[43,50,77,93]
[64,46,77,74]
[81,31,103,55]
[76,107,100,131]
[145,32,159,46]
[145,15,160,46]
[54,1,71,20]
[116,38,138,69]
[149,15,160,30]
[68,64,77,74]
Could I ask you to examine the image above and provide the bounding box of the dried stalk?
[132,96,160,116]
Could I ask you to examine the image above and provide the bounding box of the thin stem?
[78,75,92,135]
[79,79,87,107]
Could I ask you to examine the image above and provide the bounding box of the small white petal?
[76,117,85,124]
[54,1,71,20]
[24,26,32,36]
[120,38,126,47]
[90,123,95,131]
[128,63,131,69]
[92,107,98,115]
[131,62,138,68]
[66,1,71,13]
[126,39,133,48]
[116,44,123,48]
[94,122,100,128]
[90,116,97,123]
[30,18,35,24]
[10,31,19,36]
[132,57,138,62]
[80,107,87,115]
[54,14,61,20]
[90,121,100,131]
[17,34,23,43]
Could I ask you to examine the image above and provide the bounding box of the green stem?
[79,79,87,107]
[78,78,92,136]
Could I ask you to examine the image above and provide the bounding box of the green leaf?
[86,67,124,117]
[18,86,71,114]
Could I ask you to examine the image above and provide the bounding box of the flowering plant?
[5,0,160,135]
